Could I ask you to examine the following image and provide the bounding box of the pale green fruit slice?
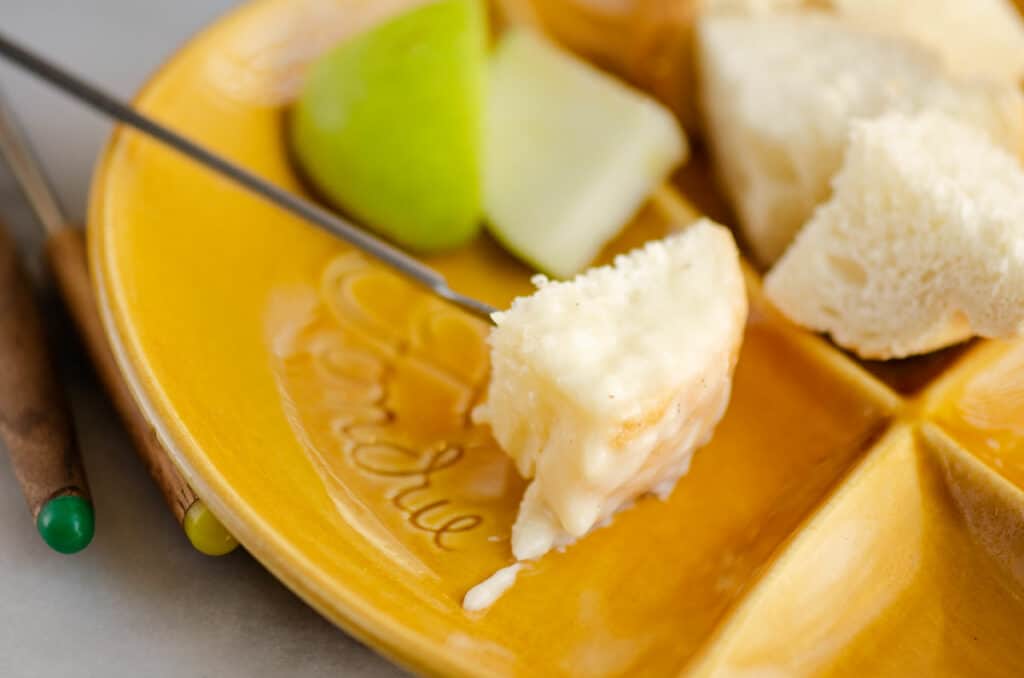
[290,0,486,253]
[484,30,688,279]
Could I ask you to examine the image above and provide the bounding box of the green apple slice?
[290,0,486,253]
[484,30,688,279]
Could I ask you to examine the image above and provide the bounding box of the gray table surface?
[0,2,404,676]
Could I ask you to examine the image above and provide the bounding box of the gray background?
[0,2,403,676]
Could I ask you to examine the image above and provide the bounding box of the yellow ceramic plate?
[90,1,1024,675]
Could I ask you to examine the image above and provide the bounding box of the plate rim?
[86,1,494,675]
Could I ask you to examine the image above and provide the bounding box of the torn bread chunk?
[475,219,747,561]
[831,0,1024,86]
[765,112,1024,360]
[698,13,1024,265]
[702,0,1024,86]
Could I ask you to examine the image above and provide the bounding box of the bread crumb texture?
[698,13,1024,265]
[476,220,748,559]
[766,112,1024,360]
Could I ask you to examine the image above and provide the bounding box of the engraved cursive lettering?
[268,254,493,552]
[351,439,483,550]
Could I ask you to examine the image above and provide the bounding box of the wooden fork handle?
[0,220,89,517]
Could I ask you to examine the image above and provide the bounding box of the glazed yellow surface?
[89,1,1024,675]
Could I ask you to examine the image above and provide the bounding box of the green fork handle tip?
[37,494,94,554]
